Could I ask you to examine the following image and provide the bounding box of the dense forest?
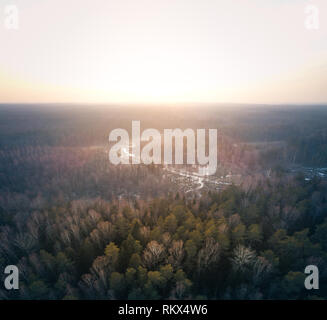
[1,174,327,299]
[0,104,327,299]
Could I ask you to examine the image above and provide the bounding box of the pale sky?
[0,0,326,104]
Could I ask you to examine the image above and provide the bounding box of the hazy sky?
[0,0,326,104]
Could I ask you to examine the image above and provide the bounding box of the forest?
[0,104,327,299]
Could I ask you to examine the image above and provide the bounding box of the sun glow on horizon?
[0,0,327,104]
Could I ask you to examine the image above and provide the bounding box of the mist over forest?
[0,104,327,299]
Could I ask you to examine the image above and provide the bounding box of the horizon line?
[1,102,327,107]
